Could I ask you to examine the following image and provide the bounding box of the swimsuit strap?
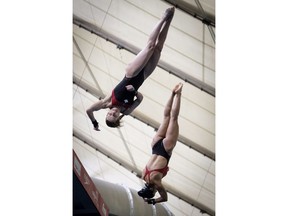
[143,166,151,182]
[144,166,169,183]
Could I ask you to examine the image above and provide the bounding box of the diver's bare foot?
[94,126,100,131]
[173,83,183,94]
[163,7,175,21]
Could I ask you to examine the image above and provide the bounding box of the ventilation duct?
[91,177,174,216]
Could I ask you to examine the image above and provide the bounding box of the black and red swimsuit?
[111,69,145,109]
[143,138,171,182]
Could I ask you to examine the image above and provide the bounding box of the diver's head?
[106,107,123,128]
[137,183,156,199]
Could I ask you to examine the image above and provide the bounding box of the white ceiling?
[73,0,215,215]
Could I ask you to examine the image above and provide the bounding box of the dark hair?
[137,183,155,199]
[105,114,124,128]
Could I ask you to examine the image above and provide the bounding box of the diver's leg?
[163,83,182,153]
[142,7,174,80]
[125,7,174,78]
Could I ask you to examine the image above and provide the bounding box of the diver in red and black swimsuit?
[143,138,171,182]
[86,7,175,130]
[138,83,183,205]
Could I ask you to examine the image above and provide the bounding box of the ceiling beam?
[73,77,215,161]
[73,15,215,97]
[163,0,215,27]
[73,131,215,216]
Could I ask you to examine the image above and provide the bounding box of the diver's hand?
[144,198,156,205]
[126,85,135,92]
[92,120,100,131]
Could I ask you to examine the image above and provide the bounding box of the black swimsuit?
[111,69,145,108]
[152,138,171,161]
[143,139,171,182]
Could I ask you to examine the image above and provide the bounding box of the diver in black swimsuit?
[138,83,183,205]
[86,7,175,130]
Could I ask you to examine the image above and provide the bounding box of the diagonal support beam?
[73,130,215,216]
[73,36,104,96]
[194,0,215,43]
[117,128,139,177]
[73,15,215,97]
